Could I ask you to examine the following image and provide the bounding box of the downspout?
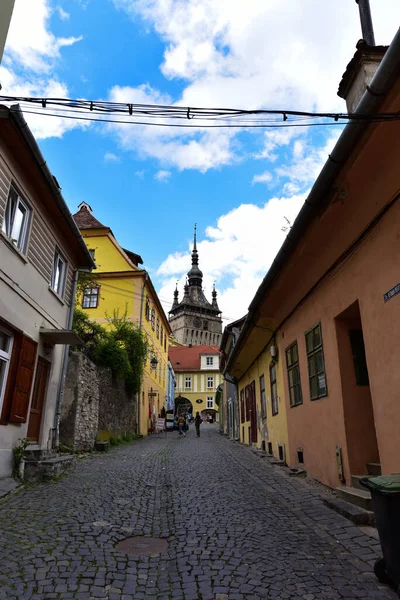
[137,272,148,435]
[54,268,80,448]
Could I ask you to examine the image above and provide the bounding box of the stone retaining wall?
[60,352,137,452]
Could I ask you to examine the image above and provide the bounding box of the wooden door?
[27,357,50,441]
[248,381,257,444]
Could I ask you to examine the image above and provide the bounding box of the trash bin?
[360,474,400,596]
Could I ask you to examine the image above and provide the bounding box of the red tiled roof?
[72,204,108,230]
[169,345,220,371]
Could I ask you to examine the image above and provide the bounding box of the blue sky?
[2,0,400,321]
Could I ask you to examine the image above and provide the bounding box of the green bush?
[72,308,148,395]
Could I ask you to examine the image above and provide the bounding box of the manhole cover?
[115,536,168,556]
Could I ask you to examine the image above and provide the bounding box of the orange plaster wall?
[280,196,400,488]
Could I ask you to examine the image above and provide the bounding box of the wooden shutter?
[9,336,37,423]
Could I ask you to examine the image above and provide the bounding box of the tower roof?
[73,202,108,230]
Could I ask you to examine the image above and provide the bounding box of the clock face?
[193,317,202,328]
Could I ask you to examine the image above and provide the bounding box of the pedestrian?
[177,414,186,437]
[195,412,202,437]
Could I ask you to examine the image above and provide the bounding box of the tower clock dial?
[193,317,202,328]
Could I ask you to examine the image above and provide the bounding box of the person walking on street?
[195,412,202,437]
[178,414,186,437]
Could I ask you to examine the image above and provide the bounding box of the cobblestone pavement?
[0,425,396,600]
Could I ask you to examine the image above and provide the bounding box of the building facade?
[168,227,222,346]
[169,345,221,422]
[73,203,171,436]
[0,105,93,477]
[225,29,400,493]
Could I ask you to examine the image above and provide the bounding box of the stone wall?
[60,352,137,452]
[98,369,137,437]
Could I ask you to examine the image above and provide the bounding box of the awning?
[39,329,83,346]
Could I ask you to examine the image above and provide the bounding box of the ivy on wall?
[73,309,148,395]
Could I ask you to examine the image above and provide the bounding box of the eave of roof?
[226,27,400,375]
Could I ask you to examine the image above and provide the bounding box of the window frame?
[270,362,278,416]
[0,325,14,414]
[156,317,160,339]
[260,374,267,419]
[207,375,214,389]
[151,309,155,330]
[185,376,192,389]
[305,323,328,400]
[2,185,31,253]
[206,396,214,409]
[206,356,213,366]
[82,286,100,309]
[51,249,67,297]
[286,341,303,408]
[145,297,151,320]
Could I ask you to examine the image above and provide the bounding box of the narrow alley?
[0,426,395,600]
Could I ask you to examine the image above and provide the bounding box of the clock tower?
[169,226,223,346]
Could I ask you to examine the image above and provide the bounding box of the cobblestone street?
[0,425,395,600]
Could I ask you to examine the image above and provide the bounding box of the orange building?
[226,30,400,499]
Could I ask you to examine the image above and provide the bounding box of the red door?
[248,381,257,444]
[27,357,50,442]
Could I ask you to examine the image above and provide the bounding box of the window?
[151,309,155,330]
[174,377,177,388]
[82,286,100,308]
[51,250,67,297]
[2,186,31,252]
[286,342,303,407]
[270,363,278,416]
[349,329,369,385]
[207,376,214,389]
[305,323,327,399]
[156,317,160,339]
[260,374,266,419]
[145,297,151,320]
[0,326,13,412]
[185,376,192,389]
[207,396,214,408]
[160,326,164,347]
[240,389,245,422]
[206,356,213,366]
[203,320,208,330]
[164,334,167,351]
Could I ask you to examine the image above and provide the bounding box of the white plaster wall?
[0,0,14,64]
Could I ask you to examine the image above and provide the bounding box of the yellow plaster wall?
[82,230,136,273]
[174,370,221,417]
[77,230,171,437]
[238,332,290,461]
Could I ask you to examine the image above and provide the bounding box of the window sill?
[48,286,65,305]
[310,394,328,401]
[0,231,28,264]
[290,402,303,409]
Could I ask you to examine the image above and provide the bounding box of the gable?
[81,231,136,273]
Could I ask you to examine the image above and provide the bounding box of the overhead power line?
[1,95,400,129]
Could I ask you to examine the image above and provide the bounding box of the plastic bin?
[361,474,400,596]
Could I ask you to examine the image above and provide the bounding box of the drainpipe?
[54,267,81,448]
[137,272,149,434]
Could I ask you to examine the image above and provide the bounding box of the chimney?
[337,1,387,113]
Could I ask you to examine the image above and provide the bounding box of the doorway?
[335,301,379,477]
[27,357,50,442]
[246,381,257,444]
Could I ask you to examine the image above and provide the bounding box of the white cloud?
[135,170,145,178]
[1,0,86,140]
[111,0,400,172]
[104,152,120,163]
[157,191,306,321]
[155,170,171,182]
[57,7,70,20]
[252,171,272,185]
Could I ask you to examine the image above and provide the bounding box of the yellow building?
[73,202,171,436]
[169,345,221,422]
[222,318,290,461]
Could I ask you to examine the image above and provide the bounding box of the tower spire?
[187,223,203,286]
[172,282,179,308]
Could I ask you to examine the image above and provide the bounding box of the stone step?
[366,462,382,477]
[351,474,368,490]
[24,448,57,461]
[336,486,372,511]
[24,454,75,481]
